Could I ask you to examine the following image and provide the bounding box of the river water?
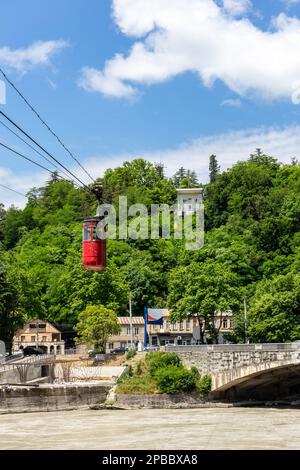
[0,408,299,450]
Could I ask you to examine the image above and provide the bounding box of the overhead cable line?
[0,182,26,197]
[0,119,73,181]
[0,67,95,183]
[0,110,90,190]
[0,141,66,178]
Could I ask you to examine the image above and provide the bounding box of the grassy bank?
[117,352,211,397]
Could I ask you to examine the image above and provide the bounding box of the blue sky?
[1,0,300,207]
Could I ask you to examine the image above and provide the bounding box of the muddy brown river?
[0,408,300,450]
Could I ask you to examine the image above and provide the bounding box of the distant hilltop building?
[177,188,203,216]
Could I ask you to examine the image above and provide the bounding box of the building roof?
[176,188,203,194]
[118,317,145,325]
[15,319,61,335]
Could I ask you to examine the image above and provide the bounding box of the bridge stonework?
[166,344,300,401]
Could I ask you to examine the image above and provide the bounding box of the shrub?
[190,367,200,380]
[135,360,142,376]
[116,374,158,394]
[126,348,137,360]
[196,375,212,399]
[154,365,196,394]
[146,352,181,377]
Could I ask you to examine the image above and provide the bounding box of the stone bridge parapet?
[166,343,300,400]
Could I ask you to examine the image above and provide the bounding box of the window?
[29,324,37,329]
[39,324,46,329]
[230,320,234,329]
[186,320,191,331]
[165,320,170,330]
[179,321,184,331]
[31,336,35,342]
[42,336,47,342]
[109,343,114,349]
[83,226,91,241]
[134,327,139,335]
[173,323,177,331]
[21,336,25,342]
[223,319,228,329]
[126,327,130,335]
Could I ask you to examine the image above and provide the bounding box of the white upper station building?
[177,188,203,216]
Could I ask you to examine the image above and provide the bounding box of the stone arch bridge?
[166,344,300,401]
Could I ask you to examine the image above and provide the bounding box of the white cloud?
[64,125,300,190]
[0,40,69,73]
[2,125,300,209]
[222,0,252,16]
[221,98,241,106]
[0,167,48,208]
[79,0,300,102]
[282,0,300,6]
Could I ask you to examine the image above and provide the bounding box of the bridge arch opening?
[212,364,300,402]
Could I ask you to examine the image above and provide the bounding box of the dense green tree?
[169,260,241,343]
[248,273,300,343]
[75,305,121,353]
[0,258,25,352]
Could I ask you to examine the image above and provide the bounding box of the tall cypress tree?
[209,155,220,183]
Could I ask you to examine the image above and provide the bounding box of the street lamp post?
[244,298,248,344]
[128,288,141,350]
[129,291,133,350]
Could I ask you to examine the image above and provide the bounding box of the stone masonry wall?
[176,350,300,375]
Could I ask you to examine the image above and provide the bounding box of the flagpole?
[144,306,148,350]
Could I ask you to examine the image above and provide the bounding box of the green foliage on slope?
[1,155,300,347]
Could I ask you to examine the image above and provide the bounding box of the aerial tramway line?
[0,68,107,272]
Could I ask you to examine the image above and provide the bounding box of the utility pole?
[129,292,133,349]
[244,298,248,344]
[36,319,39,351]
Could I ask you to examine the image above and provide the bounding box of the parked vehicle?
[110,347,128,355]
[88,349,104,358]
[23,346,44,356]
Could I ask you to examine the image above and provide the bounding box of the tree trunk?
[196,315,204,344]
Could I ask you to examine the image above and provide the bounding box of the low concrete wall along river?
[0,383,111,414]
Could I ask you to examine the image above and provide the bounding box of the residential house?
[13,319,65,354]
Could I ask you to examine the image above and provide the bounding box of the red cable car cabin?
[82,217,106,271]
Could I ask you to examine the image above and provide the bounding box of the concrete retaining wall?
[0,364,42,385]
[0,383,110,414]
[54,365,127,382]
[115,393,218,409]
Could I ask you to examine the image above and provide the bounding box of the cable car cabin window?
[92,227,98,240]
[83,226,92,241]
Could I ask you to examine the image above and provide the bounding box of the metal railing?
[165,343,300,353]
[0,353,55,372]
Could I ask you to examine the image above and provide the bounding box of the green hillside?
[1,154,300,350]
